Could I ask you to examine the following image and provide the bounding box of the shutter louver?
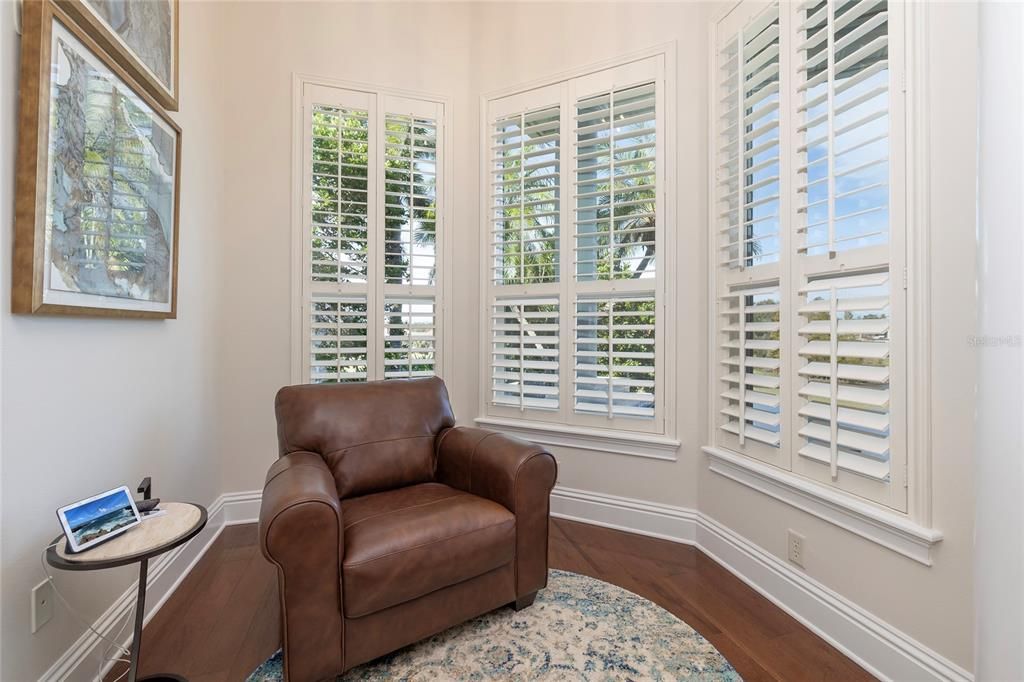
[384,113,438,285]
[796,0,890,256]
[383,297,436,379]
[574,296,656,419]
[309,296,369,383]
[311,105,370,283]
[796,270,890,481]
[575,83,657,281]
[719,284,782,447]
[492,107,561,285]
[491,298,560,410]
[717,5,782,269]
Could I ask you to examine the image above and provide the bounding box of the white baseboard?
[550,486,698,544]
[551,485,972,682]
[46,486,971,682]
[220,490,263,526]
[40,491,259,682]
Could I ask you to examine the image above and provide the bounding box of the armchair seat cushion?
[340,482,516,618]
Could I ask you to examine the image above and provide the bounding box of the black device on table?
[136,477,161,514]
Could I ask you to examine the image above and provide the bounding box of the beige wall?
[976,2,1024,676]
[0,3,227,679]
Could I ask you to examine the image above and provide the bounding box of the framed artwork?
[53,0,178,111]
[13,1,181,318]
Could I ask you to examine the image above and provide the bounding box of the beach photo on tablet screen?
[65,488,137,546]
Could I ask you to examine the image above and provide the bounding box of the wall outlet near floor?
[32,579,54,633]
[787,530,805,568]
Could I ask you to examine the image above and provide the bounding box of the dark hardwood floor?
[108,519,873,681]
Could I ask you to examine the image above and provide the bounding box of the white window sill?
[702,446,943,566]
[474,416,680,461]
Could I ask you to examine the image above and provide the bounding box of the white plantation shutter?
[569,60,663,430]
[715,3,787,466]
[712,1,906,510]
[310,104,370,284]
[384,113,438,285]
[299,84,444,384]
[380,96,443,383]
[795,0,890,256]
[484,57,666,433]
[573,297,656,419]
[486,90,565,422]
[492,107,561,285]
[790,0,902,507]
[491,298,560,410]
[383,297,436,379]
[309,297,369,383]
[717,5,782,270]
[718,285,783,452]
[575,83,658,281]
[794,271,893,490]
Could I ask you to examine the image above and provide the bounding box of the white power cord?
[40,544,134,667]
[97,609,132,682]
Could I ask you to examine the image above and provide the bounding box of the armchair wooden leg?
[513,592,538,611]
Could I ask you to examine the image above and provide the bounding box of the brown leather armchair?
[259,377,557,681]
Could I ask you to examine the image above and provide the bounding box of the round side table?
[46,502,208,682]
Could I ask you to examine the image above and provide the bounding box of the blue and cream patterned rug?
[248,569,741,681]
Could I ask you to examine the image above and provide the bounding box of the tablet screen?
[58,486,141,553]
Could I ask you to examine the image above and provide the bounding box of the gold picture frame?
[14,0,181,318]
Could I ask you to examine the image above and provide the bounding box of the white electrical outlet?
[32,580,54,633]
[787,529,805,568]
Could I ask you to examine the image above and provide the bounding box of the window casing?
[482,56,670,437]
[298,83,445,384]
[712,0,908,511]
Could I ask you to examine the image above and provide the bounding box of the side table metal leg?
[128,558,149,682]
[128,558,188,682]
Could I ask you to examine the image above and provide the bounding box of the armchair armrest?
[435,427,557,598]
[259,451,344,681]
[435,427,557,512]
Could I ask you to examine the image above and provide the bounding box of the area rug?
[248,569,741,681]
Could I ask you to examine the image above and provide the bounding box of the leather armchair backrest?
[274,377,456,498]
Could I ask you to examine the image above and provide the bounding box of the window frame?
[290,75,453,386]
[706,0,936,530]
[477,46,679,455]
